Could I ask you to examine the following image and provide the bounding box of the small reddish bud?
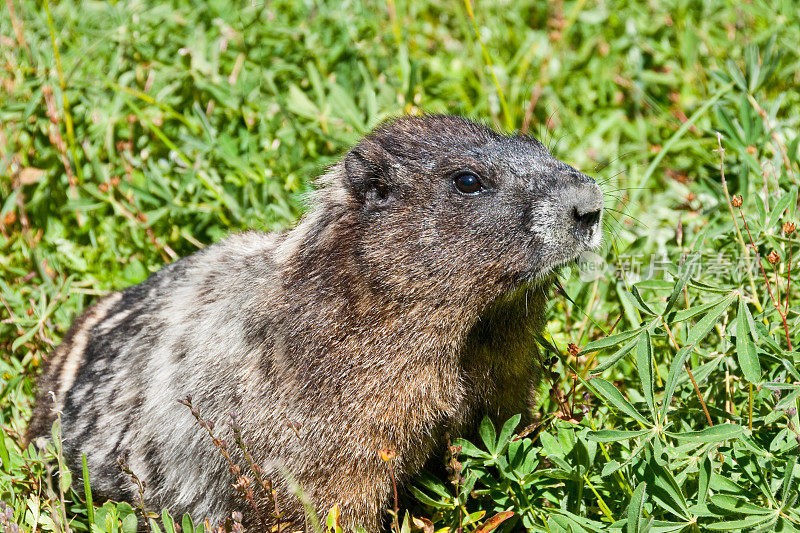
[746,145,757,155]
[731,195,743,208]
[412,515,434,533]
[768,250,780,264]
[233,475,250,491]
[783,221,796,234]
[98,182,109,193]
[567,343,580,358]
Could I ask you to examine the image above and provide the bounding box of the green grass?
[2,0,800,531]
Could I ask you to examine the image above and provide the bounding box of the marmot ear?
[344,143,396,211]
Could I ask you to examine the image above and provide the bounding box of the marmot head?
[320,114,603,309]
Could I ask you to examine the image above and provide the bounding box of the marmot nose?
[568,183,604,230]
[572,204,601,228]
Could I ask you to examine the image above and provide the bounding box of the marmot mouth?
[520,242,597,287]
[519,257,577,287]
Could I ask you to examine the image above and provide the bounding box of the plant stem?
[43,0,84,185]
[716,133,762,312]
[582,474,614,522]
[737,207,793,349]
[687,364,713,426]
[585,411,632,496]
[463,0,512,130]
[387,459,400,533]
[786,232,793,315]
[661,317,714,425]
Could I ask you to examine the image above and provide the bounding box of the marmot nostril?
[573,205,602,227]
[564,176,603,232]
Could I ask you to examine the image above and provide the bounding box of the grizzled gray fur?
[28,115,603,531]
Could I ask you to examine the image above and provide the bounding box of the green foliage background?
[1,0,799,531]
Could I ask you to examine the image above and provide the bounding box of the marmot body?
[29,115,603,531]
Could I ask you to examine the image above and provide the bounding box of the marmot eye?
[454,172,483,194]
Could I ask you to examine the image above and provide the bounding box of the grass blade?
[736,296,761,383]
[586,429,651,442]
[591,337,638,374]
[626,482,647,533]
[666,424,744,443]
[636,330,656,419]
[686,294,736,346]
[82,454,94,525]
[590,378,651,427]
[580,328,642,355]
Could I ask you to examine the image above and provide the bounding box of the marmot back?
[29,115,604,532]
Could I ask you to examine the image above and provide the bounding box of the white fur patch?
[96,308,134,334]
[54,293,122,413]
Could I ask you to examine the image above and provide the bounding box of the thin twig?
[715,133,761,311]
[737,207,793,349]
[179,396,270,531]
[786,230,793,315]
[582,474,614,522]
[686,365,713,426]
[661,317,713,426]
[520,85,542,136]
[608,314,623,335]
[118,458,155,521]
